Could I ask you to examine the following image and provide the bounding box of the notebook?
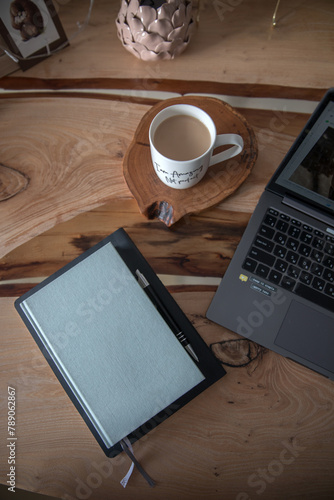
[207,88,334,381]
[15,229,226,459]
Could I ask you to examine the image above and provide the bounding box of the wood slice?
[123,96,258,226]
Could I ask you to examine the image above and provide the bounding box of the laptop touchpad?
[274,300,334,373]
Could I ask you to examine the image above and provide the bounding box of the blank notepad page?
[20,243,205,447]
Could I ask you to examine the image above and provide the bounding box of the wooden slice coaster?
[123,96,258,226]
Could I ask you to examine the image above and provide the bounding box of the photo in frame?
[0,0,68,71]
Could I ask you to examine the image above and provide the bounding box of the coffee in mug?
[149,104,244,189]
[153,114,212,161]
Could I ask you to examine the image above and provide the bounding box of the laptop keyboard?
[242,208,334,312]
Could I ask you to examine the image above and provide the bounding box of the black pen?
[135,270,199,362]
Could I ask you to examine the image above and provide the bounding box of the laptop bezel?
[265,88,334,217]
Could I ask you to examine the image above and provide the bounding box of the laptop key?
[324,242,334,256]
[268,270,282,284]
[259,225,275,239]
[287,265,300,279]
[242,258,257,273]
[255,264,270,279]
[287,237,299,252]
[312,237,324,250]
[299,243,311,257]
[288,226,301,238]
[325,283,334,297]
[300,271,312,285]
[286,251,298,265]
[310,263,324,276]
[323,269,334,282]
[276,220,289,232]
[312,277,325,291]
[300,231,313,244]
[275,259,287,273]
[298,257,311,270]
[274,232,287,245]
[295,283,334,312]
[281,276,296,290]
[264,214,277,227]
[311,249,323,263]
[249,247,275,267]
[323,256,334,269]
[303,224,313,232]
[254,236,274,252]
[274,245,286,259]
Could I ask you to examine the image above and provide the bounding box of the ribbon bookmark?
[120,437,155,488]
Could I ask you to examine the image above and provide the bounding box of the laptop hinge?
[282,196,334,229]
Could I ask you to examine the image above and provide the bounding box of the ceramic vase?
[116,0,195,61]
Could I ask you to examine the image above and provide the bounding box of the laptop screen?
[268,90,334,215]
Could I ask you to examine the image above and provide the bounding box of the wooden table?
[1,1,334,499]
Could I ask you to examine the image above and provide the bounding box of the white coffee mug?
[149,104,244,189]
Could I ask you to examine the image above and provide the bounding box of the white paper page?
[21,243,205,447]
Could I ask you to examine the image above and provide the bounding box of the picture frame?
[0,0,68,71]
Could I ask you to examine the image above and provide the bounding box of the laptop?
[207,88,334,380]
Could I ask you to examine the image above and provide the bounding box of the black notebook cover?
[15,228,226,457]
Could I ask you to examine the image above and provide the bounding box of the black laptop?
[207,89,334,380]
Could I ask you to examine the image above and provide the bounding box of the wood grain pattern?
[0,76,329,101]
[0,100,307,261]
[1,290,333,499]
[0,163,29,201]
[0,200,251,285]
[123,96,257,225]
[3,0,334,90]
[0,95,146,258]
[0,1,333,497]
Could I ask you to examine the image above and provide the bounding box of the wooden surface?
[4,0,334,90]
[1,290,334,500]
[123,95,257,226]
[0,95,301,260]
[0,0,334,499]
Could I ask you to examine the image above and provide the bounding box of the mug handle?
[209,134,244,167]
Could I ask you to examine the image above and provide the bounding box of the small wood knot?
[147,201,174,226]
[0,163,29,201]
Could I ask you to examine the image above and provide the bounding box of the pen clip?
[135,269,149,288]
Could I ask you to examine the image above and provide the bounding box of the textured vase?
[116,0,195,61]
